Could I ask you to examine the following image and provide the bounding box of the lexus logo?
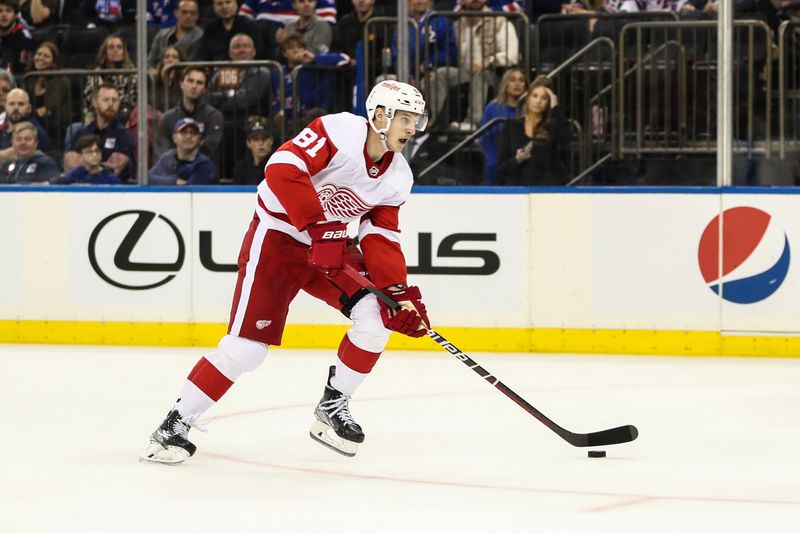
[88,210,185,290]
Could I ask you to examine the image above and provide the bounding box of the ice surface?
[1,344,798,532]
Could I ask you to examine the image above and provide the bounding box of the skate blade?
[309,420,359,457]
[139,441,190,465]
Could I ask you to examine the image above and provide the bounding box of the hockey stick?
[342,265,638,447]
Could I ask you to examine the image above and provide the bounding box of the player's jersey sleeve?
[264,118,336,230]
[358,204,408,288]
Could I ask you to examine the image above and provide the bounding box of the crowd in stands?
[0,0,798,186]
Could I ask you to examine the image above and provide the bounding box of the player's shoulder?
[319,112,367,134]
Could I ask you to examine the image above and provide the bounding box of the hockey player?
[141,80,430,464]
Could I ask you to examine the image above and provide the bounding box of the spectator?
[429,0,520,131]
[17,0,58,27]
[154,67,223,162]
[610,0,691,12]
[333,0,385,59]
[77,0,136,26]
[454,0,522,12]
[147,0,177,28]
[478,67,525,184]
[0,121,59,183]
[496,76,571,185]
[23,41,72,141]
[391,0,458,84]
[207,33,270,113]
[83,34,138,123]
[148,0,203,73]
[53,133,121,184]
[275,0,332,54]
[63,83,135,180]
[239,0,336,24]
[0,87,52,163]
[339,0,388,115]
[272,33,351,120]
[0,0,34,75]
[193,0,264,61]
[148,117,217,184]
[0,70,16,124]
[151,44,186,112]
[231,115,274,185]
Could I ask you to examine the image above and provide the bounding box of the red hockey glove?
[307,221,348,275]
[378,285,429,338]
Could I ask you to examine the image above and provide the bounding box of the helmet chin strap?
[368,115,393,153]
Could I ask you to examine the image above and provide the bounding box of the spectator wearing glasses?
[148,117,217,185]
[53,134,120,184]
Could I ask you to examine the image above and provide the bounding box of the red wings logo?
[317,184,373,220]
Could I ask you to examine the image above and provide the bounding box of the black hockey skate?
[139,409,197,465]
[309,366,365,457]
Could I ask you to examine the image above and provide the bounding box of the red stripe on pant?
[337,334,381,373]
[187,357,234,402]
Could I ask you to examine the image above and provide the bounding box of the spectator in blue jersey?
[53,134,121,184]
[0,0,34,75]
[0,121,59,183]
[390,0,458,85]
[147,0,177,28]
[207,33,271,113]
[478,67,525,184]
[272,33,351,120]
[63,84,136,181]
[148,117,218,185]
[238,0,337,24]
[454,0,522,12]
[194,0,264,61]
[275,0,333,54]
[77,0,136,27]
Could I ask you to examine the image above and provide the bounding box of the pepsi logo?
[698,206,791,304]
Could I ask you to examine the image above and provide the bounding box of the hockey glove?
[378,285,429,338]
[307,221,348,275]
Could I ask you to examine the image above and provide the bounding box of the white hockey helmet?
[366,80,428,132]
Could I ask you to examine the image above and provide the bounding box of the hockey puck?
[588,450,606,458]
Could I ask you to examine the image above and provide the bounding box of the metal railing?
[618,20,773,158]
[290,63,357,135]
[779,21,800,158]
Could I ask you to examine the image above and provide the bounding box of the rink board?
[1,187,799,356]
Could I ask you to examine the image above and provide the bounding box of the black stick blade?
[581,424,639,447]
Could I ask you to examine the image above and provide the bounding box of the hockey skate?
[309,366,365,457]
[139,409,197,465]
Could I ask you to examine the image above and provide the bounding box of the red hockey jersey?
[258,112,414,288]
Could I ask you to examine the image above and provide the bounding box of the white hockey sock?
[174,380,215,423]
[331,360,368,397]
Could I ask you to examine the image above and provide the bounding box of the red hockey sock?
[187,357,235,402]
[337,334,381,374]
